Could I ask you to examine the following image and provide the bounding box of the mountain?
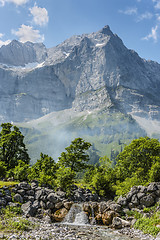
[0,25,160,161]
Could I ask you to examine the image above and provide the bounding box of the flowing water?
[60,203,141,240]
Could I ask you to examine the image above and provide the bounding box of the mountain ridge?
[0,26,160,161]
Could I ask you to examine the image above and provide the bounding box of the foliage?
[13,160,29,182]
[115,137,160,182]
[0,123,30,170]
[55,166,76,193]
[28,153,57,187]
[83,156,115,196]
[134,211,160,236]
[0,206,35,232]
[0,161,6,178]
[58,138,91,172]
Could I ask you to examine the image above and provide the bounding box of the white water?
[62,203,89,225]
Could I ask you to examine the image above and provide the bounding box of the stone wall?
[1,181,160,229]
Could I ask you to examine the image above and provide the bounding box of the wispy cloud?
[0,33,11,47]
[12,24,44,43]
[29,4,49,27]
[137,12,153,22]
[119,7,138,15]
[0,0,29,7]
[153,0,160,9]
[142,25,159,42]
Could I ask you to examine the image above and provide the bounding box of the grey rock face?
[0,40,47,66]
[0,26,160,123]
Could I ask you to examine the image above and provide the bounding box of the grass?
[0,206,36,233]
[126,206,160,237]
[0,181,18,188]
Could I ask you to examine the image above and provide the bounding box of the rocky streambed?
[1,181,160,239]
[0,217,155,240]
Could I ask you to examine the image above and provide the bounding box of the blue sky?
[0,0,160,63]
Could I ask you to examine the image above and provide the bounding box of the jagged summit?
[99,25,114,35]
[0,26,159,124]
[0,40,47,66]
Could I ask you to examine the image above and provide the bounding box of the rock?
[47,193,58,203]
[0,198,7,206]
[18,182,31,190]
[46,201,55,209]
[55,202,63,209]
[112,217,130,229]
[99,202,109,213]
[35,189,44,200]
[95,213,102,224]
[17,189,25,196]
[147,182,158,192]
[21,200,39,217]
[117,196,127,206]
[31,180,39,189]
[109,203,121,213]
[137,192,146,199]
[52,208,68,222]
[112,217,122,229]
[83,203,91,214]
[140,194,155,207]
[63,201,73,210]
[26,190,35,196]
[102,210,117,225]
[14,193,23,203]
[131,194,139,206]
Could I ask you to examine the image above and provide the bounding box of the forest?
[0,122,160,198]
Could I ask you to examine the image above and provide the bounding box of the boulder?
[63,201,73,210]
[102,210,117,225]
[117,196,127,206]
[14,193,23,203]
[109,203,121,213]
[52,208,68,222]
[140,194,155,207]
[112,217,130,229]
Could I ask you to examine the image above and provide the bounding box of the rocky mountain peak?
[0,40,47,66]
[99,25,113,35]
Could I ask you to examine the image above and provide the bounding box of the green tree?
[58,138,91,172]
[0,161,7,178]
[0,123,30,170]
[13,160,29,182]
[28,153,57,187]
[55,166,76,193]
[115,136,160,182]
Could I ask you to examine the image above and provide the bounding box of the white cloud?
[142,25,158,42]
[29,4,49,27]
[0,33,11,47]
[0,39,11,47]
[0,0,29,7]
[119,7,137,15]
[12,24,44,43]
[0,33,4,38]
[153,0,160,9]
[137,12,153,21]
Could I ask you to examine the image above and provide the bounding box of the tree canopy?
[0,123,30,170]
[115,136,160,182]
[58,137,91,172]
